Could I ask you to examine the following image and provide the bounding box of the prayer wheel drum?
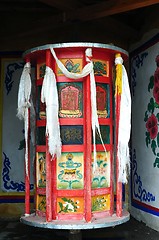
[20,43,130,229]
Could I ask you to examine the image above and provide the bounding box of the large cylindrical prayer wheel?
[20,43,130,229]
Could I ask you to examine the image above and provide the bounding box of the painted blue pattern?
[2,152,34,192]
[5,62,24,95]
[131,52,148,96]
[132,149,155,202]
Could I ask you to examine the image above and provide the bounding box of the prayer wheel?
[19,43,130,230]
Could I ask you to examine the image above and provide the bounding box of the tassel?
[17,62,31,176]
[115,53,131,183]
[41,66,62,160]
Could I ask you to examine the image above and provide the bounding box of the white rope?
[17,62,31,176]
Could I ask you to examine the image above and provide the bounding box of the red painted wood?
[52,155,57,220]
[109,58,114,216]
[25,108,30,215]
[25,45,128,223]
[45,50,53,222]
[45,137,52,221]
[116,94,122,217]
[57,213,83,220]
[84,73,92,222]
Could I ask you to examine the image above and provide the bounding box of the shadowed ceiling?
[0,0,159,51]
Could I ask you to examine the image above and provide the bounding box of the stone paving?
[0,217,159,240]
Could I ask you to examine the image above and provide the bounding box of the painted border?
[130,33,159,217]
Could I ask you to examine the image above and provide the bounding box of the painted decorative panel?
[37,195,46,212]
[57,152,84,190]
[36,152,46,187]
[130,33,159,226]
[60,125,83,145]
[37,85,46,120]
[36,127,46,146]
[37,63,46,79]
[1,58,34,194]
[57,197,84,213]
[56,58,82,76]
[94,125,110,144]
[58,82,83,118]
[91,151,110,188]
[93,59,109,77]
[91,194,110,212]
[96,83,110,118]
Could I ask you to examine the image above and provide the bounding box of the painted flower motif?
[153,85,159,104]
[63,202,74,211]
[146,114,158,139]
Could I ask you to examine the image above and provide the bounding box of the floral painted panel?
[57,197,84,214]
[36,152,46,187]
[92,194,110,212]
[144,54,159,168]
[93,59,109,77]
[131,37,159,220]
[91,151,110,188]
[57,152,84,190]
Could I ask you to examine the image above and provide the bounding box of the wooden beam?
[38,0,83,11]
[64,0,159,22]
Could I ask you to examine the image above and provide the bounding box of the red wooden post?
[116,87,122,217]
[46,137,53,221]
[25,108,30,215]
[45,49,53,222]
[84,73,92,222]
[24,57,31,215]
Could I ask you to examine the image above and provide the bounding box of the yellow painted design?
[56,59,82,76]
[57,197,84,213]
[115,53,122,96]
[36,152,46,187]
[57,152,84,190]
[92,194,110,212]
[91,151,110,188]
[37,195,46,212]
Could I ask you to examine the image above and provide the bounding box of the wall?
[0,53,34,218]
[130,30,159,231]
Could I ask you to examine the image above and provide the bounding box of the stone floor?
[0,216,159,240]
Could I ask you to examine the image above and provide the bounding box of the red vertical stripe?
[84,73,92,222]
[25,108,30,215]
[116,94,122,217]
[45,50,53,222]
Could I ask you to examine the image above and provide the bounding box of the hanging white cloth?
[17,62,31,176]
[46,48,106,168]
[41,66,62,159]
[115,56,131,184]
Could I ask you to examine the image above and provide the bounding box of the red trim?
[57,213,83,220]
